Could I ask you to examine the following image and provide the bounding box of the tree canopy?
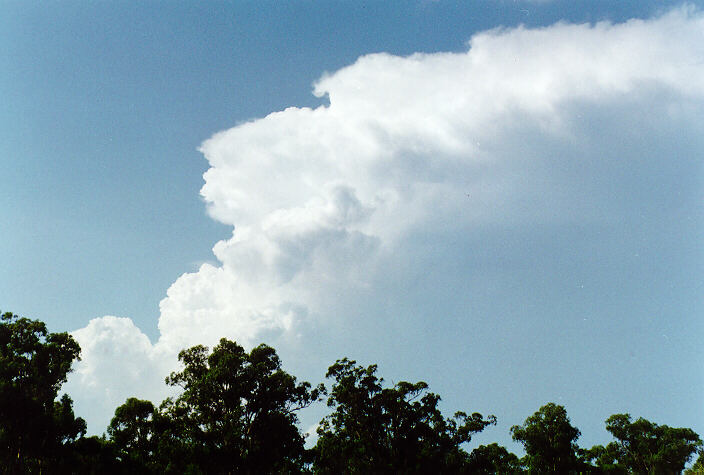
[157,339,322,474]
[0,311,86,473]
[510,402,583,473]
[2,310,703,474]
[311,358,496,473]
[465,442,523,474]
[107,397,159,473]
[588,413,702,474]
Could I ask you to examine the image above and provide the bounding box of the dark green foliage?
[510,402,582,474]
[0,311,86,473]
[69,435,121,474]
[587,413,702,474]
[3,310,703,474]
[157,338,323,474]
[466,443,524,474]
[108,398,159,473]
[585,442,628,474]
[684,451,704,474]
[311,358,496,474]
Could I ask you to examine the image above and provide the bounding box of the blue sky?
[2,0,703,452]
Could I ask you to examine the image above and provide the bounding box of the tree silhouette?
[511,402,582,473]
[311,358,496,473]
[0,311,86,473]
[588,413,702,474]
[157,339,323,474]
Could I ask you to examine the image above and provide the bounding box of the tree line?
[1,311,702,474]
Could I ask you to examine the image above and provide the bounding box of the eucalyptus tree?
[0,311,86,473]
[159,339,323,474]
[466,443,524,474]
[311,358,496,473]
[588,413,702,474]
[510,402,582,474]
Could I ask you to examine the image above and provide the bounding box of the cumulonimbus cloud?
[66,7,704,432]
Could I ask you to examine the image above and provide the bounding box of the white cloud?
[68,7,704,433]
[65,316,176,430]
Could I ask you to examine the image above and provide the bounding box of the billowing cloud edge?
[65,6,704,432]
